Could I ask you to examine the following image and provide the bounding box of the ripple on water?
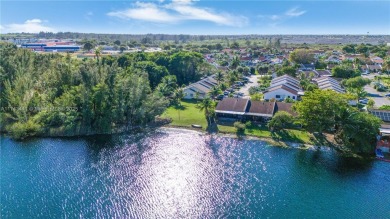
[1,129,390,218]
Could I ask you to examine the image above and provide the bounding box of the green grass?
[161,100,321,145]
[220,123,313,144]
[161,99,208,129]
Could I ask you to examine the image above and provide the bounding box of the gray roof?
[314,77,345,93]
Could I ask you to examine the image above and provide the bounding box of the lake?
[1,128,389,218]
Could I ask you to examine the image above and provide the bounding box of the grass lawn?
[161,99,208,130]
[161,99,322,145]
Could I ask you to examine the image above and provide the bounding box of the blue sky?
[1,0,389,34]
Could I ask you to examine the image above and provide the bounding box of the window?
[288,96,290,98]
[276,95,281,98]
[293,96,295,99]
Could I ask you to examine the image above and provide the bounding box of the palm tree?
[355,87,367,103]
[383,58,390,77]
[94,47,101,60]
[230,56,240,69]
[173,87,185,105]
[219,83,227,91]
[173,87,185,120]
[209,86,221,98]
[194,91,200,102]
[197,97,215,125]
[215,71,224,84]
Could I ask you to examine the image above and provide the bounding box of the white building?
[263,75,302,101]
[313,77,345,93]
[183,75,218,99]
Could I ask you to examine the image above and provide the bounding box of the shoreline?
[1,123,371,159]
[160,125,371,159]
[162,124,321,149]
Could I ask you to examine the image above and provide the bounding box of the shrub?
[268,111,294,131]
[234,121,246,133]
[379,105,390,110]
[8,120,42,140]
[377,86,386,92]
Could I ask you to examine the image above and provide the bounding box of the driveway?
[238,75,261,99]
[362,73,390,107]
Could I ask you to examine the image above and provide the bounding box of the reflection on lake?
[1,128,389,218]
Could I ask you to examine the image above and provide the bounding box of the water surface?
[1,128,389,218]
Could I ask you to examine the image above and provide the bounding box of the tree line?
[0,42,210,139]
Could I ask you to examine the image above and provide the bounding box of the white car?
[359,99,369,104]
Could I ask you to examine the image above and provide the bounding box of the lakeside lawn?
[161,100,320,145]
[161,99,208,129]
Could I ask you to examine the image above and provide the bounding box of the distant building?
[21,43,81,52]
[326,55,341,63]
[366,64,382,72]
[299,63,315,71]
[43,45,81,52]
[313,70,332,77]
[370,56,384,65]
[21,43,47,51]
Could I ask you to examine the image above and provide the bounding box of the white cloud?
[2,19,55,33]
[171,0,197,4]
[107,0,248,27]
[258,7,306,26]
[85,11,94,21]
[285,7,306,17]
[107,2,178,23]
[270,15,281,21]
[166,2,248,27]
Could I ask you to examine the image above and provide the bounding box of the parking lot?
[238,75,261,99]
[362,73,390,107]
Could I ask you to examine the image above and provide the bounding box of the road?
[362,73,390,107]
[238,75,261,99]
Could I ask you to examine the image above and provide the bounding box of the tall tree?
[289,49,315,64]
[215,71,224,84]
[344,76,371,102]
[83,42,94,51]
[230,56,240,69]
[293,89,349,133]
[197,97,215,125]
[168,51,206,85]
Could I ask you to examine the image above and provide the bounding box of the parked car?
[235,81,244,86]
[224,91,230,95]
[216,94,224,100]
[385,93,390,97]
[242,77,249,83]
[359,98,369,104]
